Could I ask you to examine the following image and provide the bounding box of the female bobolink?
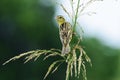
[56,15,72,54]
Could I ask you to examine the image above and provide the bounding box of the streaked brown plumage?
[56,15,72,54]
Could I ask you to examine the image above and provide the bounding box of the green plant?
[3,0,104,80]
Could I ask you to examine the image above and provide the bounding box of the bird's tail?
[62,44,71,54]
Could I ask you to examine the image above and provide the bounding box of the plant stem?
[73,0,80,32]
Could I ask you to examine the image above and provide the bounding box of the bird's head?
[56,15,65,26]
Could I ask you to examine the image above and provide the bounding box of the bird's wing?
[59,22,72,46]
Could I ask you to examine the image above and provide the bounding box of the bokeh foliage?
[0,0,120,80]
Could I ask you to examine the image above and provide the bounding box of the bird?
[56,15,72,54]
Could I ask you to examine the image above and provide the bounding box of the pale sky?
[55,0,120,49]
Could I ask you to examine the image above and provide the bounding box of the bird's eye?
[59,16,62,19]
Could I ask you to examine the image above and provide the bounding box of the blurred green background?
[0,0,120,80]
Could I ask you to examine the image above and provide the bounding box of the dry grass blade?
[82,63,87,80]
[44,60,63,80]
[51,48,61,53]
[3,50,61,65]
[60,4,71,18]
[73,0,80,30]
[3,50,36,65]
[79,0,91,13]
[79,0,103,14]
[82,48,92,66]
[43,52,61,60]
[24,50,52,63]
[34,53,42,61]
[66,61,70,80]
[33,50,54,61]
[73,50,77,77]
[77,48,83,77]
[77,22,84,33]
[66,53,71,62]
[70,62,73,77]
[69,0,75,19]
[24,51,40,63]
[52,62,64,73]
[81,11,96,16]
